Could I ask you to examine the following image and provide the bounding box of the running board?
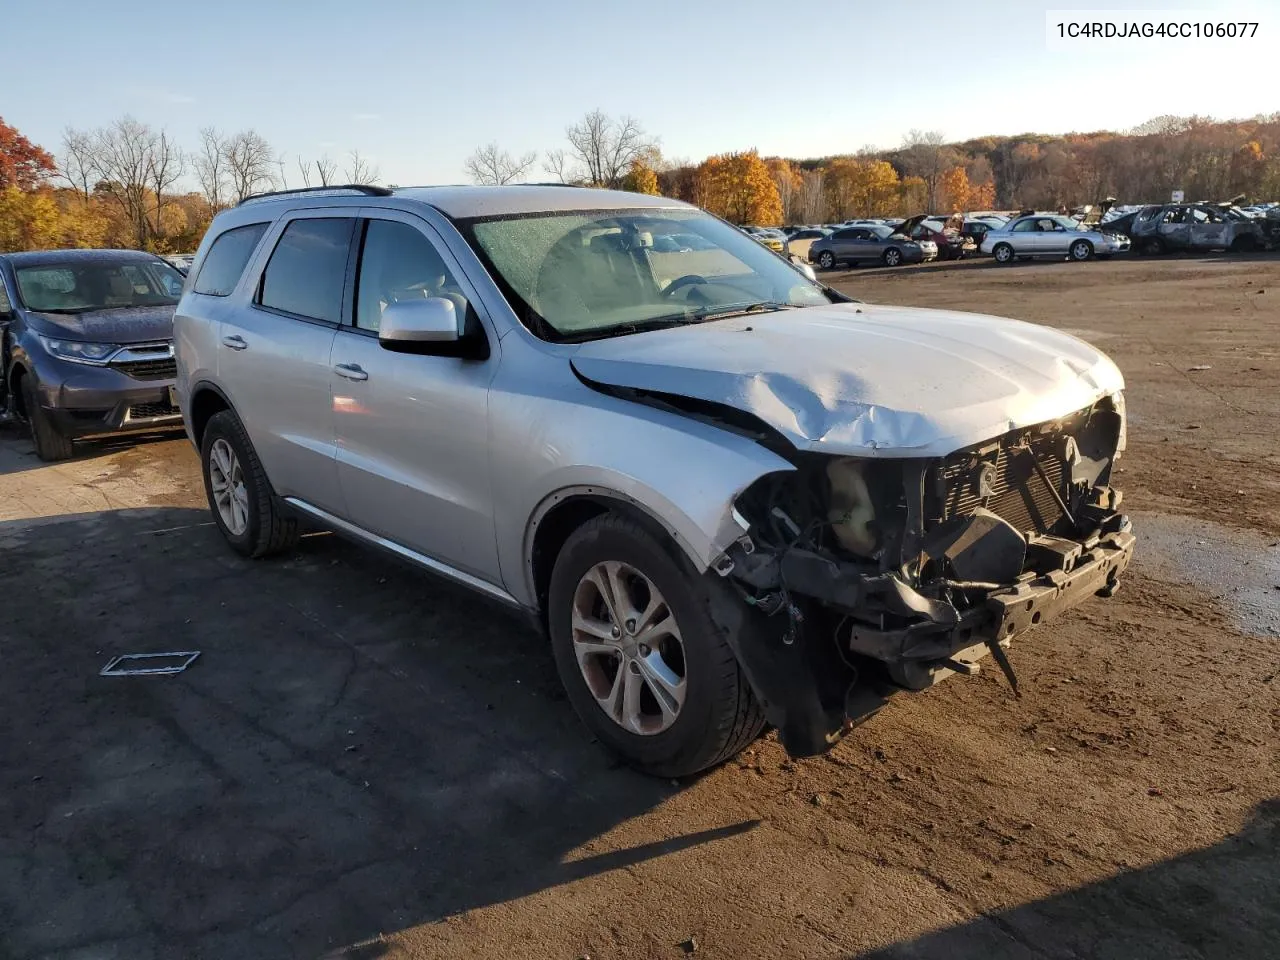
[283,498,520,609]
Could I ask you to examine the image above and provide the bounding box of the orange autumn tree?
[620,158,660,195]
[937,166,972,212]
[697,150,782,225]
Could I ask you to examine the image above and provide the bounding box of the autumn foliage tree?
[0,117,56,190]
[620,158,660,195]
[697,150,782,225]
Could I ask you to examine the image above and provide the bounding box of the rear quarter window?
[192,222,270,296]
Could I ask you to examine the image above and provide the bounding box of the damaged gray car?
[175,185,1134,778]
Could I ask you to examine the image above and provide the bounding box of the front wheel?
[883,247,903,267]
[200,410,299,558]
[817,250,836,270]
[1069,239,1094,261]
[20,375,74,461]
[548,513,766,777]
[992,243,1014,264]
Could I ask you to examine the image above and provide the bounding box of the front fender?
[490,378,796,608]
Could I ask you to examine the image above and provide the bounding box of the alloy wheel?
[570,560,687,735]
[208,438,249,536]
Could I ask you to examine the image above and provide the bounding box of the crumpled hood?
[26,305,175,344]
[570,303,1125,458]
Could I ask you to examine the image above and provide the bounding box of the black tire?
[1069,239,1094,262]
[992,243,1015,265]
[20,375,74,461]
[200,409,299,558]
[1141,237,1164,256]
[547,512,766,777]
[817,250,836,270]
[882,247,903,267]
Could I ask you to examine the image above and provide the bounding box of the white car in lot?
[174,185,1134,777]
[980,214,1130,264]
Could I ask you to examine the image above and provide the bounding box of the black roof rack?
[238,184,393,206]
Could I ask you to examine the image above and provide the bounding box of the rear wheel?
[19,375,74,462]
[817,250,836,270]
[548,513,765,777]
[992,243,1014,264]
[200,410,299,558]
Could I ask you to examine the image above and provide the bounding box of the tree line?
[0,114,380,253]
[466,111,1280,225]
[3,109,1280,253]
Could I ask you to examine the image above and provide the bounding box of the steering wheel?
[662,274,708,297]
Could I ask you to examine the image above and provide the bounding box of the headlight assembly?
[38,336,120,365]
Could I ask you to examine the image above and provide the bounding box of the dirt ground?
[1,255,1277,960]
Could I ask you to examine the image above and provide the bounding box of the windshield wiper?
[560,312,702,342]
[694,300,792,321]
[30,306,97,314]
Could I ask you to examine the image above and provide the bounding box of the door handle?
[333,363,368,382]
[221,335,248,350]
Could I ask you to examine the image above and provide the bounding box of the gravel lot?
[1,255,1276,960]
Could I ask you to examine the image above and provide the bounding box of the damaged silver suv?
[174,185,1134,777]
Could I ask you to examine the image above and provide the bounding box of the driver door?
[329,209,502,580]
[1188,207,1228,249]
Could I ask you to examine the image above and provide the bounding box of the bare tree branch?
[91,116,158,247]
[193,127,228,211]
[145,129,185,236]
[315,155,337,186]
[464,142,537,185]
[344,149,380,185]
[543,149,572,184]
[224,130,276,202]
[59,128,98,203]
[562,111,656,188]
[295,155,313,188]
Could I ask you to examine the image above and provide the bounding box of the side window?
[1012,219,1036,232]
[259,218,356,323]
[355,219,468,333]
[193,222,269,296]
[833,229,857,240]
[0,278,11,313]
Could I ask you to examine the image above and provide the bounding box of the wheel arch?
[7,360,31,417]
[525,485,715,630]
[187,380,237,449]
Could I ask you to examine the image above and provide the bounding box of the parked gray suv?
[1,249,186,460]
[175,185,1134,777]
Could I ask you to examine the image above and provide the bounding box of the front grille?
[127,400,179,420]
[112,357,177,381]
[934,431,1067,535]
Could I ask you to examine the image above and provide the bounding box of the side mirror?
[378,296,460,347]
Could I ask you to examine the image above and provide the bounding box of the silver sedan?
[980,215,1130,264]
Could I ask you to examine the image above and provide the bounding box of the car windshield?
[464,208,832,341]
[15,258,184,313]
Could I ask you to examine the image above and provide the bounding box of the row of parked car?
[741,196,1280,269]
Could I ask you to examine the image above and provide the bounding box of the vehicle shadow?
[0,420,184,476]
[849,797,1280,960]
[0,506,745,959]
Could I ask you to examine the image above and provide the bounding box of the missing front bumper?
[850,530,1135,690]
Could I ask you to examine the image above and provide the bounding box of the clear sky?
[4,0,1275,187]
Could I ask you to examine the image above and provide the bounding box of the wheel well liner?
[528,492,694,632]
[189,383,233,447]
[8,363,29,417]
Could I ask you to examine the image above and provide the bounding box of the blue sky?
[5,0,1275,187]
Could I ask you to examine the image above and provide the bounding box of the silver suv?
[175,185,1135,777]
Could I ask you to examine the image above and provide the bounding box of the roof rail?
[237,184,393,206]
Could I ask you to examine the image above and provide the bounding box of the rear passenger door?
[218,211,355,513]
[328,209,501,582]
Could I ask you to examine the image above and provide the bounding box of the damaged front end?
[712,394,1134,758]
